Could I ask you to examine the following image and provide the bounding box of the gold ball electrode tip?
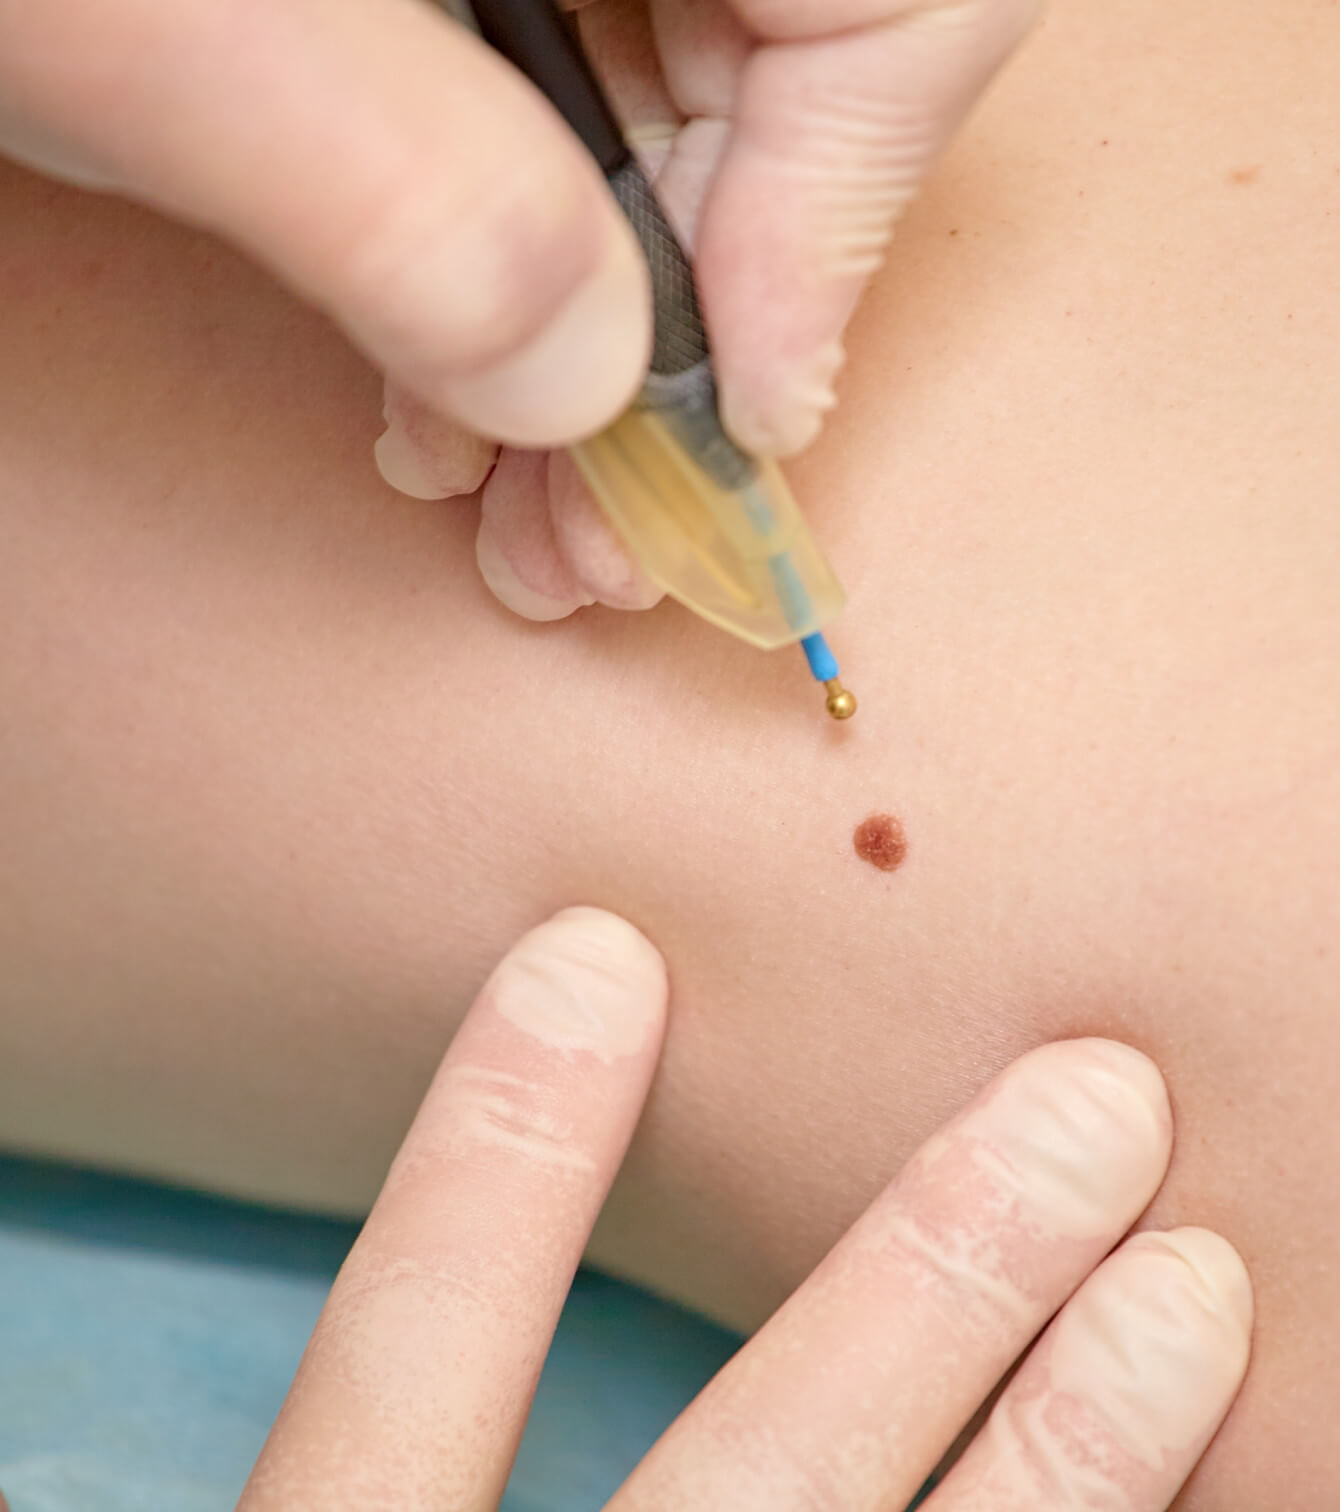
[824,680,858,721]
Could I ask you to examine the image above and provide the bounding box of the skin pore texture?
[0,0,1337,1506]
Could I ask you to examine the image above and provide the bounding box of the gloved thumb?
[0,0,651,448]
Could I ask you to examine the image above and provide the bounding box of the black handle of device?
[462,0,714,385]
[466,0,630,176]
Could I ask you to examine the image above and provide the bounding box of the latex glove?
[0,0,656,447]
[0,0,1032,621]
[236,907,1253,1512]
[375,0,1041,619]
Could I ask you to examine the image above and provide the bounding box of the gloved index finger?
[239,908,668,1512]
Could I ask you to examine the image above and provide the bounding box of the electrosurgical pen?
[451,0,856,720]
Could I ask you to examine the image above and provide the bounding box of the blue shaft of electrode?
[764,540,842,685]
[801,632,840,683]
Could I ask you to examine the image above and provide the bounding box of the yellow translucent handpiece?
[571,404,846,653]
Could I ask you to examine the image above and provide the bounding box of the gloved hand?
[375,0,1042,620]
[236,907,1253,1512]
[0,0,1034,618]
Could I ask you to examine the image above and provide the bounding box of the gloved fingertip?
[476,520,594,623]
[1126,1228,1255,1339]
[548,453,664,611]
[374,419,451,500]
[596,568,665,614]
[722,340,846,458]
[375,409,499,500]
[440,221,651,450]
[724,390,830,460]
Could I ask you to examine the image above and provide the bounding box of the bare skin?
[1,0,1337,1506]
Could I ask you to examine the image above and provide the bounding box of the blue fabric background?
[0,1157,934,1510]
[0,1157,739,1511]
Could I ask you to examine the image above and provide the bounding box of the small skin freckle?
[1230,165,1262,186]
[853,814,908,873]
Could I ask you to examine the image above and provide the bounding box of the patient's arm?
[2,0,1338,1505]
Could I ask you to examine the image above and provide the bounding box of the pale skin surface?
[0,0,1337,1506]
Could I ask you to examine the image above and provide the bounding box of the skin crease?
[0,0,1337,1505]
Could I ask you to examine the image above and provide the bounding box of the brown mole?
[853,813,908,873]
